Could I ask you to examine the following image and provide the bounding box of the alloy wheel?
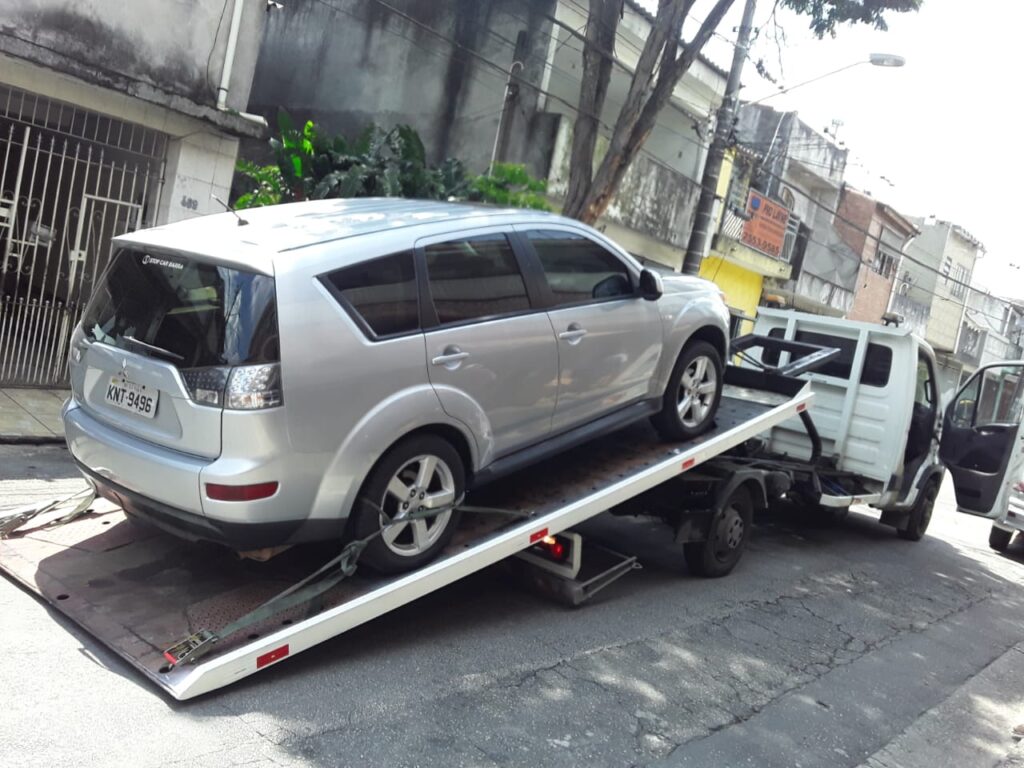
[379,454,456,557]
[677,354,718,428]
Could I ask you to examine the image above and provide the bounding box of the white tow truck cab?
[746,309,945,538]
[937,361,1024,551]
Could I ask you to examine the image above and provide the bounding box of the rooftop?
[114,199,566,273]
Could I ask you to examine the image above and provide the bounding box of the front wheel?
[652,340,724,442]
[897,478,939,541]
[684,486,753,578]
[989,525,1013,552]
[352,435,465,574]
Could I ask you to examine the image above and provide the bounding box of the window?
[424,234,530,325]
[526,230,633,306]
[763,328,892,387]
[950,263,969,299]
[873,247,898,279]
[82,249,279,367]
[323,251,419,338]
[953,366,1024,427]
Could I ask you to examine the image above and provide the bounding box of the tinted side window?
[526,230,632,306]
[763,328,892,387]
[424,234,530,325]
[324,251,419,338]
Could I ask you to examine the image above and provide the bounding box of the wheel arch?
[686,324,729,363]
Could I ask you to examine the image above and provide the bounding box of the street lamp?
[750,53,906,105]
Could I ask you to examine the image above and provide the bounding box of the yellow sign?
[741,190,790,259]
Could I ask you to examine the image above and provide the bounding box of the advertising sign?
[741,190,790,259]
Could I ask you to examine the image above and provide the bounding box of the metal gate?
[0,86,166,386]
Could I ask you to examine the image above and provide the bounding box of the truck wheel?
[652,340,724,441]
[352,435,464,574]
[989,525,1013,552]
[897,478,939,541]
[684,486,752,578]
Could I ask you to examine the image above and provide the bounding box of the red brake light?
[206,482,279,502]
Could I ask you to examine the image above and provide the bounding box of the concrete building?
[734,105,859,317]
[836,186,918,325]
[958,290,1023,371]
[0,0,268,386]
[902,218,986,392]
[245,0,727,268]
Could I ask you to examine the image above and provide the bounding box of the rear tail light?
[180,363,282,410]
[206,481,279,501]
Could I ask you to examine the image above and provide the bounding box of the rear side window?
[526,229,633,306]
[763,328,892,387]
[323,251,419,338]
[424,234,530,325]
[81,249,278,366]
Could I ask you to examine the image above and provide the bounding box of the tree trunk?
[563,0,620,219]
[570,0,736,226]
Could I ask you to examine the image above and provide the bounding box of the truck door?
[939,362,1024,518]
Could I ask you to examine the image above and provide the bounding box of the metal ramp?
[0,387,811,700]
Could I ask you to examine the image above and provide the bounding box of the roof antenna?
[211,194,248,226]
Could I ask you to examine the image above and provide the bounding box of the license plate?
[105,376,158,419]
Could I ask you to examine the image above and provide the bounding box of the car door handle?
[431,347,470,367]
[558,325,587,344]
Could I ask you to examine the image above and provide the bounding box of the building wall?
[247,0,726,265]
[0,0,265,114]
[925,227,980,353]
[699,256,762,332]
[249,0,558,174]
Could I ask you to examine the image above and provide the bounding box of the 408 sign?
[741,190,790,259]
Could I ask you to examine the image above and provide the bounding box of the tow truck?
[0,332,840,700]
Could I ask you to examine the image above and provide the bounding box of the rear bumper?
[76,460,324,548]
[63,400,341,548]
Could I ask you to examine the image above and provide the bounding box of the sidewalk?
[0,388,68,443]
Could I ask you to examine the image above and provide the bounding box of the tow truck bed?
[0,378,811,700]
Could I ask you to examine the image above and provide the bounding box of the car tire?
[684,486,752,577]
[352,435,465,574]
[989,525,1013,552]
[897,478,939,541]
[652,340,724,441]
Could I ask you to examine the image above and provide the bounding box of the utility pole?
[682,0,758,275]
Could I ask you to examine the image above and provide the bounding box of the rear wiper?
[123,335,185,362]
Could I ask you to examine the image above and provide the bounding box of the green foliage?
[234,160,285,209]
[235,111,550,212]
[468,163,551,211]
[781,0,922,37]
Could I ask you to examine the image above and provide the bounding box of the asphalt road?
[3,444,1024,768]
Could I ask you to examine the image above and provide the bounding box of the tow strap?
[162,503,531,669]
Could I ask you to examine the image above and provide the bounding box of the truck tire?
[989,525,1013,552]
[897,478,938,541]
[652,340,724,441]
[352,435,464,574]
[684,486,752,577]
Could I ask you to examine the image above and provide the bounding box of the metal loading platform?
[0,381,812,700]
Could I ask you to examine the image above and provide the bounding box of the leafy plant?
[234,160,286,209]
[235,111,548,211]
[468,163,550,211]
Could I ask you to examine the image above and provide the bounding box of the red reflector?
[797,403,807,413]
[549,541,565,559]
[681,458,696,470]
[256,644,289,669]
[206,481,279,502]
[163,651,178,664]
[529,528,549,544]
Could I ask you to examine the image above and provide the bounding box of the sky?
[653,0,1024,301]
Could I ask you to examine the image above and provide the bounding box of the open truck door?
[939,362,1024,518]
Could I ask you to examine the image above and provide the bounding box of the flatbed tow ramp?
[0,357,817,700]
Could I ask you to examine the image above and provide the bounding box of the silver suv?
[64,199,730,572]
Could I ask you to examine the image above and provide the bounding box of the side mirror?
[639,268,663,301]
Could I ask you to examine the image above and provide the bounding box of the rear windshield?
[81,249,279,367]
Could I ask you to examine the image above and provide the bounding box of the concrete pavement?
[0,388,68,442]
[2,445,1024,767]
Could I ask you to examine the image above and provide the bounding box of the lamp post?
[681,52,905,275]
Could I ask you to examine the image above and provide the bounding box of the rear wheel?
[684,486,752,578]
[352,435,464,574]
[989,525,1013,552]
[652,340,724,442]
[898,478,939,541]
